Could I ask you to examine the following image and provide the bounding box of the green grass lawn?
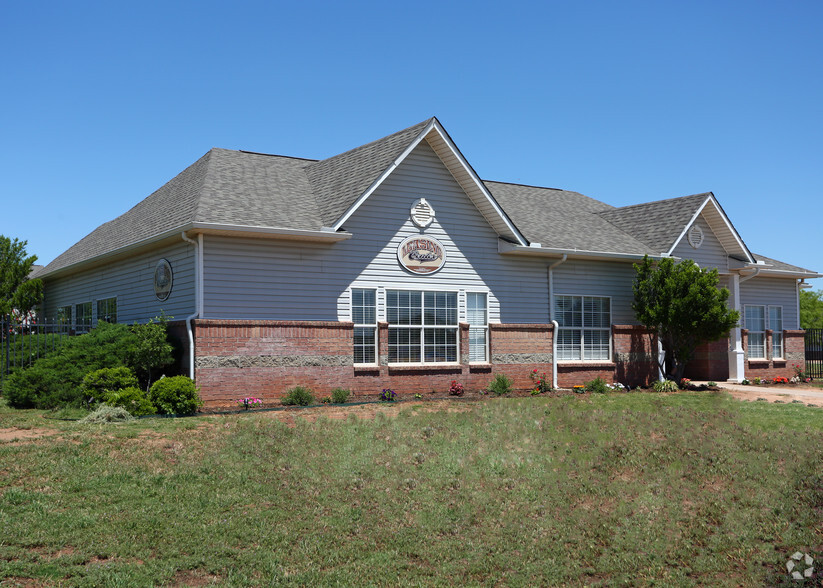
[1,392,822,586]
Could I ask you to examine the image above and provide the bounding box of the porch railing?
[1,316,84,387]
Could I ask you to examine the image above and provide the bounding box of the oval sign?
[154,259,174,301]
[397,235,447,274]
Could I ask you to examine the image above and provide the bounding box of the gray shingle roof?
[596,193,709,253]
[38,119,815,279]
[484,181,656,255]
[305,119,432,226]
[752,253,819,275]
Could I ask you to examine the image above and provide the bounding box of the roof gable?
[325,118,527,245]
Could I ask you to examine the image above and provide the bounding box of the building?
[35,118,820,405]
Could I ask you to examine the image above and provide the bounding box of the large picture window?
[387,290,457,363]
[555,295,611,361]
[352,289,377,364]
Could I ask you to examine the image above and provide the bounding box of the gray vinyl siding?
[552,260,640,325]
[203,140,554,323]
[740,276,799,329]
[671,215,729,272]
[201,140,655,326]
[42,241,195,324]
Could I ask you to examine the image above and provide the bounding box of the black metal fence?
[806,329,823,379]
[1,316,82,387]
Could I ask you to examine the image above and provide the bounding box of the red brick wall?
[686,338,730,381]
[192,320,664,407]
[742,329,805,380]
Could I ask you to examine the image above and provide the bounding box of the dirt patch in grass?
[0,427,58,444]
[171,569,222,586]
[250,399,477,427]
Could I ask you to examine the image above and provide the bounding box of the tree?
[0,235,43,319]
[632,256,740,382]
[800,289,823,329]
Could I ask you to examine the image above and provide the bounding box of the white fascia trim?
[499,241,661,261]
[667,195,754,263]
[331,120,438,231]
[190,222,352,241]
[424,122,528,246]
[736,268,823,279]
[330,120,529,246]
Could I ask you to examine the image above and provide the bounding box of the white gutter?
[548,254,567,389]
[181,232,202,380]
[500,241,662,262]
[738,267,760,283]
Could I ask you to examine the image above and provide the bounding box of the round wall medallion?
[154,259,174,301]
[410,198,435,228]
[687,224,704,249]
[397,235,447,274]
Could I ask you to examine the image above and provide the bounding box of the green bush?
[653,379,679,393]
[105,387,157,416]
[584,376,609,394]
[3,322,139,409]
[282,386,314,406]
[486,373,513,396]
[79,405,135,424]
[80,367,140,404]
[148,376,202,415]
[331,387,350,404]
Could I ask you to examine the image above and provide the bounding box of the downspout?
[548,254,568,389]
[181,232,202,380]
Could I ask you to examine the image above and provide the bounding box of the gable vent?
[688,224,704,249]
[411,198,435,228]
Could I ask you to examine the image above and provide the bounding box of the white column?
[727,273,745,382]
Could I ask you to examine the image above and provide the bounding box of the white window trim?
[744,304,767,359]
[386,288,460,365]
[467,291,489,364]
[554,294,613,362]
[351,288,378,366]
[769,305,784,360]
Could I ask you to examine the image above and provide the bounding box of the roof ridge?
[600,192,711,214]
[309,118,434,166]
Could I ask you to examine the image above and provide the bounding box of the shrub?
[129,316,175,389]
[104,387,156,416]
[80,367,140,404]
[3,322,139,409]
[79,405,135,424]
[281,386,314,406]
[149,376,202,415]
[584,377,609,394]
[331,387,350,404]
[448,380,464,396]
[486,373,513,396]
[679,378,692,390]
[707,381,717,387]
[653,379,679,393]
[379,388,397,402]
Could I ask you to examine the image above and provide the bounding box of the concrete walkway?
[692,381,823,405]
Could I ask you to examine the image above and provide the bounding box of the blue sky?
[2,1,821,287]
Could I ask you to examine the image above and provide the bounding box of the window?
[97,297,117,324]
[745,305,766,359]
[75,302,92,332]
[387,290,457,363]
[745,305,784,360]
[467,292,488,362]
[352,289,377,364]
[555,295,611,361]
[770,306,783,359]
[56,305,71,325]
